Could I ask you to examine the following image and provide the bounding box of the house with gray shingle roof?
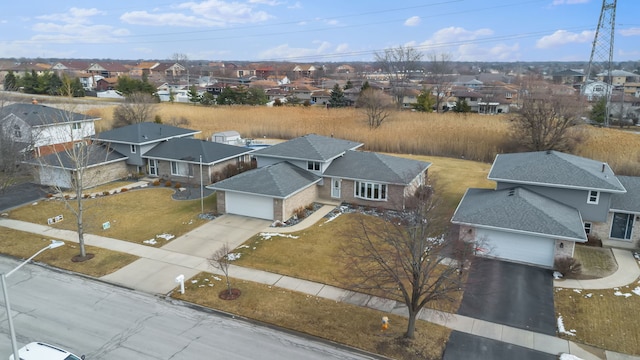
[452,150,636,268]
[94,122,200,174]
[0,102,100,157]
[143,138,253,184]
[591,176,640,248]
[208,134,431,222]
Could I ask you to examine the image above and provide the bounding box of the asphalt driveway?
[442,331,557,360]
[0,182,49,211]
[458,258,556,335]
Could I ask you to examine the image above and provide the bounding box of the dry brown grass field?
[90,104,640,175]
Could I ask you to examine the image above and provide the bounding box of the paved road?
[457,258,556,336]
[0,183,48,212]
[0,258,380,360]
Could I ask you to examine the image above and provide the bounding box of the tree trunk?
[75,173,86,258]
[405,311,417,339]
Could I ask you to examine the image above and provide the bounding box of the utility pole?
[584,0,617,127]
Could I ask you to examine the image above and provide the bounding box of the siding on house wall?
[84,162,129,188]
[555,239,575,258]
[495,182,612,222]
[216,191,226,215]
[591,213,640,249]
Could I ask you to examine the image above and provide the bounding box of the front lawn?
[555,282,640,355]
[8,187,217,247]
[173,273,451,360]
[0,228,138,277]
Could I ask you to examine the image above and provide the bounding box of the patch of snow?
[191,279,198,284]
[32,202,38,206]
[632,287,640,296]
[143,239,157,245]
[259,232,299,240]
[584,293,592,298]
[557,316,576,336]
[226,253,241,261]
[573,289,581,294]
[614,291,632,298]
[322,212,341,225]
[238,245,250,249]
[156,233,175,241]
[213,276,221,281]
[553,271,563,279]
[560,354,584,360]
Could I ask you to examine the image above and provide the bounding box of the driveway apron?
[442,331,558,360]
[458,258,556,336]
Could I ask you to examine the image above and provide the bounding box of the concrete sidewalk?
[1,215,639,360]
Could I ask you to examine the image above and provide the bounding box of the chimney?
[602,163,606,172]
[31,98,38,105]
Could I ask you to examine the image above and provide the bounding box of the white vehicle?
[8,342,85,360]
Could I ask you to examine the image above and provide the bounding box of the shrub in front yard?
[174,183,182,188]
[165,181,172,187]
[294,206,307,219]
[121,188,128,192]
[554,256,582,278]
[585,234,603,247]
[153,180,160,186]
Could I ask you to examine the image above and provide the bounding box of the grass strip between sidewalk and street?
[172,273,451,360]
[0,228,138,277]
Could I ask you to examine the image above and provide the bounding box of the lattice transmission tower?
[584,0,617,126]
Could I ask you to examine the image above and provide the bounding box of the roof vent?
[546,150,552,155]
[508,189,516,196]
[601,163,605,172]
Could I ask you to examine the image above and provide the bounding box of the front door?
[148,159,158,176]
[331,178,341,198]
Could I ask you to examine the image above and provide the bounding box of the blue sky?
[1,0,638,62]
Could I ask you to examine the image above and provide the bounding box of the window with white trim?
[71,122,82,130]
[171,161,192,176]
[130,144,136,153]
[354,181,387,201]
[587,190,600,204]
[13,125,21,138]
[584,222,592,235]
[307,161,321,171]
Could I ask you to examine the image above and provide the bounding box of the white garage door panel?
[476,228,555,267]
[226,192,274,220]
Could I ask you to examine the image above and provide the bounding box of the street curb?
[164,295,393,360]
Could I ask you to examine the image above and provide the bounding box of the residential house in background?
[209,134,431,222]
[0,102,100,157]
[452,150,629,268]
[94,123,200,175]
[87,62,129,78]
[143,137,254,184]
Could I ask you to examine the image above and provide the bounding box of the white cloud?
[121,0,273,27]
[552,0,589,5]
[536,29,593,48]
[620,27,640,36]
[258,41,346,60]
[36,7,104,24]
[404,16,420,27]
[288,1,302,9]
[421,26,494,48]
[29,7,129,44]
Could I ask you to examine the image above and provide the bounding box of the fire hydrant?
[381,316,389,331]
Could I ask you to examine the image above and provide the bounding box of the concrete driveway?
[161,214,271,257]
[101,214,271,294]
[457,258,556,336]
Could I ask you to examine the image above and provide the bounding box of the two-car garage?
[475,228,557,268]
[224,192,274,220]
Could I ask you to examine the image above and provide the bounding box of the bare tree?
[356,88,394,129]
[340,185,475,339]
[425,53,453,113]
[208,243,233,296]
[113,92,158,127]
[510,81,587,152]
[34,106,119,261]
[374,46,423,108]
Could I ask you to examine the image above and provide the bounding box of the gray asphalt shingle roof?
[208,162,321,198]
[323,151,431,184]
[95,123,199,144]
[611,176,640,213]
[252,134,362,162]
[488,150,626,193]
[143,138,253,164]
[0,103,99,126]
[26,145,127,170]
[452,187,587,241]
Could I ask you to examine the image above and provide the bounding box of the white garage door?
[476,228,555,267]
[225,192,274,220]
